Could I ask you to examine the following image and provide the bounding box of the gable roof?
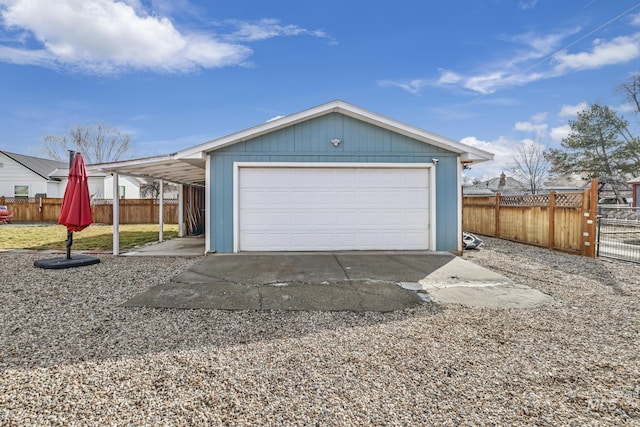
[0,150,68,180]
[90,100,494,186]
[179,100,494,162]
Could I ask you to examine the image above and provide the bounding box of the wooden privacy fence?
[0,197,178,224]
[463,179,598,257]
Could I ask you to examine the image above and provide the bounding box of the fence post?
[581,178,598,258]
[494,192,501,238]
[548,191,556,250]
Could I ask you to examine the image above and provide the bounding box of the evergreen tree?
[548,103,638,178]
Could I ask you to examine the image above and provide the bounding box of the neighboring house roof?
[464,174,528,195]
[49,168,109,179]
[1,150,67,180]
[89,100,495,185]
[463,187,494,196]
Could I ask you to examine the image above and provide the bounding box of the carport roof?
[88,100,494,185]
[87,154,206,186]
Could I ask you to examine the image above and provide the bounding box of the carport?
[88,153,207,255]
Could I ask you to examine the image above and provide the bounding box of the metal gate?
[597,206,640,263]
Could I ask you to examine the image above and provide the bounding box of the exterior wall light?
[330,138,342,147]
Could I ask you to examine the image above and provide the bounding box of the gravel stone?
[1,239,639,425]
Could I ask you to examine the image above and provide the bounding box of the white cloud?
[508,28,579,60]
[384,28,577,95]
[385,18,639,96]
[378,78,429,95]
[0,44,54,66]
[616,102,638,114]
[0,0,250,72]
[531,112,548,123]
[558,102,588,117]
[225,19,332,43]
[437,70,462,85]
[553,33,640,72]
[519,0,539,11]
[461,135,520,178]
[514,121,548,137]
[550,124,571,142]
[0,0,331,74]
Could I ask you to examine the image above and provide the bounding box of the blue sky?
[1,0,640,179]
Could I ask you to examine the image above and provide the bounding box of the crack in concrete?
[258,286,264,310]
[333,254,366,311]
[332,254,352,284]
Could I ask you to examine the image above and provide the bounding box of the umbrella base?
[34,255,101,269]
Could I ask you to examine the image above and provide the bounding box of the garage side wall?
[209,113,460,252]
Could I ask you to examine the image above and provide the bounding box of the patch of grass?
[0,224,179,251]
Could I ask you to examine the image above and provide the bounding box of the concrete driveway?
[123,251,553,311]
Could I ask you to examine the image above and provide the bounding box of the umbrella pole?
[66,231,73,260]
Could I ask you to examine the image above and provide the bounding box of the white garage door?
[237,165,431,251]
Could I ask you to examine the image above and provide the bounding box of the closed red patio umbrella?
[59,152,93,234]
[34,151,100,269]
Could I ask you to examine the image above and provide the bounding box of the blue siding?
[210,113,460,252]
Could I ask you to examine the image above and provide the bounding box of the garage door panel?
[241,190,268,205]
[238,166,430,251]
[402,211,430,227]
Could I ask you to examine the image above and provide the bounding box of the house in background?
[92,100,494,254]
[463,172,529,196]
[0,151,67,198]
[0,150,143,199]
[464,173,596,196]
[48,167,144,199]
[542,174,589,194]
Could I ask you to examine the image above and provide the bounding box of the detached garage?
[180,100,493,254]
[92,100,494,255]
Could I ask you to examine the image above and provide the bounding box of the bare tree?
[41,123,132,164]
[140,180,178,200]
[509,140,552,195]
[618,73,640,114]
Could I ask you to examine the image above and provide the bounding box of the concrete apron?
[415,257,554,309]
[123,252,553,312]
[122,236,205,257]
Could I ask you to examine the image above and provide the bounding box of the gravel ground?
[1,238,639,426]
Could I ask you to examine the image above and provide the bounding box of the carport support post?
[178,184,184,237]
[112,172,120,255]
[158,179,164,242]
